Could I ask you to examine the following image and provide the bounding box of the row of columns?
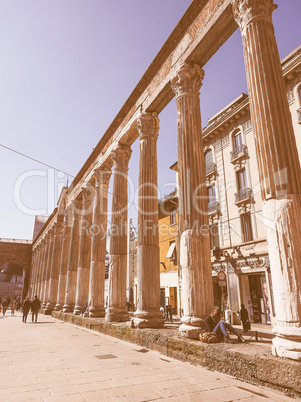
[28,0,301,359]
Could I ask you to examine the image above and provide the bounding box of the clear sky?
[0,0,300,240]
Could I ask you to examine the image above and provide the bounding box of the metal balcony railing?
[234,187,253,204]
[230,144,248,162]
[208,201,221,215]
[205,163,217,176]
[297,108,301,124]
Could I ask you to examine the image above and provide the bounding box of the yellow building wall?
[159,215,178,273]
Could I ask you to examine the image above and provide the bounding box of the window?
[208,185,216,203]
[241,213,253,242]
[236,169,247,191]
[209,224,219,250]
[205,149,213,169]
[170,208,176,225]
[233,131,242,150]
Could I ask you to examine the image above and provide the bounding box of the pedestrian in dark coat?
[31,295,41,323]
[22,298,31,323]
[240,304,250,332]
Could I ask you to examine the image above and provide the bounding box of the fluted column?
[133,113,164,328]
[105,144,132,322]
[171,63,214,339]
[45,217,64,313]
[28,248,38,298]
[233,0,301,360]
[41,227,54,309]
[32,245,42,297]
[89,162,112,317]
[39,236,49,302]
[63,197,82,313]
[54,208,72,311]
[74,187,93,315]
[35,239,45,299]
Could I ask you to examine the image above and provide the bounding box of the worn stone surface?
[52,311,301,397]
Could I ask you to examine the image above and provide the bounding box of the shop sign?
[218,281,226,287]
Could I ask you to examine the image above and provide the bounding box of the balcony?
[208,201,221,215]
[231,144,248,163]
[206,162,217,176]
[234,187,253,205]
[297,108,301,124]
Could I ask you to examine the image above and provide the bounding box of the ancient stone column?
[39,236,49,302]
[89,162,112,318]
[29,248,38,298]
[74,187,93,315]
[63,197,82,313]
[45,217,64,313]
[105,144,132,322]
[133,113,164,328]
[54,208,72,311]
[41,227,54,309]
[36,239,45,299]
[171,63,214,339]
[233,0,301,360]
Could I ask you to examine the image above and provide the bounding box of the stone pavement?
[0,311,296,401]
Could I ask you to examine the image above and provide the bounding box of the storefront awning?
[166,242,176,259]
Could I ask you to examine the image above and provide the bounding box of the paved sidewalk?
[0,312,295,401]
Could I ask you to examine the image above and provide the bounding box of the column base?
[54,304,62,311]
[73,306,82,315]
[105,308,129,322]
[62,304,74,313]
[89,307,105,318]
[272,323,301,361]
[44,303,55,314]
[179,315,205,339]
[132,310,165,329]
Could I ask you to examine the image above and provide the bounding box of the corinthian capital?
[111,144,132,171]
[171,63,204,98]
[94,160,113,187]
[137,112,159,141]
[232,0,277,31]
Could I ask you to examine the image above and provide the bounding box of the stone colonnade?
[27,0,301,359]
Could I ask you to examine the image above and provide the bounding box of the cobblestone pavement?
[0,311,294,401]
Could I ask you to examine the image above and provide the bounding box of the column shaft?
[41,228,54,309]
[233,0,301,360]
[105,144,132,322]
[133,113,164,328]
[171,63,214,339]
[89,163,112,317]
[54,209,72,311]
[74,188,93,314]
[45,219,63,313]
[63,198,82,313]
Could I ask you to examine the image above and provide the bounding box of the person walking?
[31,295,41,323]
[11,298,16,316]
[22,298,31,323]
[165,304,173,323]
[2,297,9,316]
[240,304,250,333]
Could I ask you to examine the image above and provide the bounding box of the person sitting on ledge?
[204,308,246,343]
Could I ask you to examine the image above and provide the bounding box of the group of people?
[1,297,21,316]
[22,295,41,323]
